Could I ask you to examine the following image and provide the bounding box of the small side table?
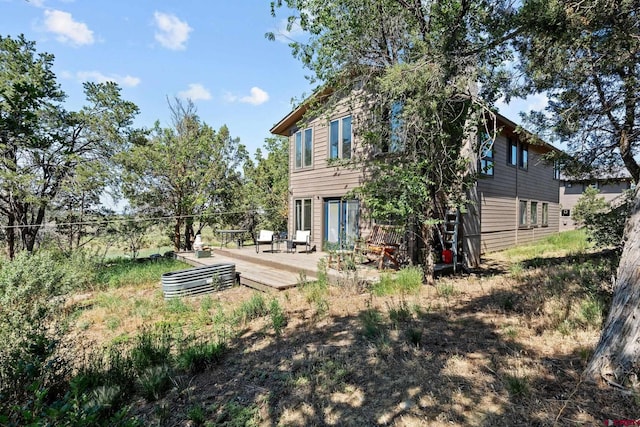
[285,240,295,253]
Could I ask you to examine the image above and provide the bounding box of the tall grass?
[502,229,590,261]
[95,257,189,289]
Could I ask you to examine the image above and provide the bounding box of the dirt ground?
[75,251,639,426]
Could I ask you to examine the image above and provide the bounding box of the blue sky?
[1,0,314,156]
[1,0,545,156]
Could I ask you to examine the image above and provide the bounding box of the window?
[295,198,312,232]
[519,200,528,227]
[508,138,517,166]
[519,143,528,169]
[479,133,494,176]
[384,101,403,153]
[542,203,549,226]
[553,160,561,180]
[295,127,313,169]
[530,201,538,225]
[329,116,352,160]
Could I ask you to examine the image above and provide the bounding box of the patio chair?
[363,224,403,269]
[291,230,311,253]
[255,229,275,253]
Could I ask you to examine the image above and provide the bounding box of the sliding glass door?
[324,199,359,249]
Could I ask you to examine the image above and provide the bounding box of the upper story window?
[329,115,352,160]
[508,138,517,166]
[381,101,404,153]
[519,143,529,170]
[479,133,494,176]
[295,127,313,169]
[553,160,562,180]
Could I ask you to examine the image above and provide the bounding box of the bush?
[574,187,633,249]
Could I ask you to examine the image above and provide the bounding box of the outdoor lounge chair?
[363,224,403,269]
[255,229,275,253]
[291,230,311,253]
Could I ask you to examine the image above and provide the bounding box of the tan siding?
[284,97,563,256]
[287,99,365,249]
[559,179,631,231]
[478,135,561,254]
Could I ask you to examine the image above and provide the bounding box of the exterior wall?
[477,133,560,253]
[559,179,632,231]
[286,101,365,250]
[277,97,561,256]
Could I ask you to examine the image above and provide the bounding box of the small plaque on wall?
[561,209,571,217]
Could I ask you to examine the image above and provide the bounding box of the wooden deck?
[175,244,383,292]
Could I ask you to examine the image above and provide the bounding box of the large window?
[508,138,517,166]
[530,201,538,225]
[542,203,549,226]
[519,143,528,169]
[295,198,312,232]
[479,133,494,176]
[295,127,313,169]
[329,116,352,160]
[519,200,528,227]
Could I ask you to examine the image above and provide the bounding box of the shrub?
[575,187,633,249]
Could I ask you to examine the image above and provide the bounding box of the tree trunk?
[421,216,435,285]
[174,218,182,251]
[6,213,15,260]
[585,188,640,385]
[184,219,194,251]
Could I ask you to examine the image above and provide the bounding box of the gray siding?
[477,134,560,253]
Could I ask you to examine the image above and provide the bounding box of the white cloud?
[231,87,269,106]
[77,71,141,87]
[153,11,192,51]
[43,9,94,46]
[178,83,212,101]
[27,0,46,8]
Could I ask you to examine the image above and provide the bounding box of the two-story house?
[270,97,561,266]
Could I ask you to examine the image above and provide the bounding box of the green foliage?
[359,307,385,340]
[212,402,260,427]
[95,257,188,288]
[504,373,529,398]
[234,293,268,323]
[371,266,423,296]
[0,35,142,255]
[571,186,608,225]
[243,136,289,233]
[175,340,226,374]
[136,365,172,401]
[118,98,247,251]
[269,298,287,336]
[515,0,640,184]
[581,190,633,249]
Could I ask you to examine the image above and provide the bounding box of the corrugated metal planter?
[161,264,236,299]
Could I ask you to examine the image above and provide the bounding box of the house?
[270,95,562,266]
[558,172,633,231]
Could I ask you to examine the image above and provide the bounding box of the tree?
[119,98,247,251]
[243,136,289,234]
[0,35,140,258]
[269,0,514,277]
[513,0,640,385]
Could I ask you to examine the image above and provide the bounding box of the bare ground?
[71,251,639,426]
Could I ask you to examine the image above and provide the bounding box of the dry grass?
[65,240,637,426]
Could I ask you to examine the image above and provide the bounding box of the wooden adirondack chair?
[363,224,403,269]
